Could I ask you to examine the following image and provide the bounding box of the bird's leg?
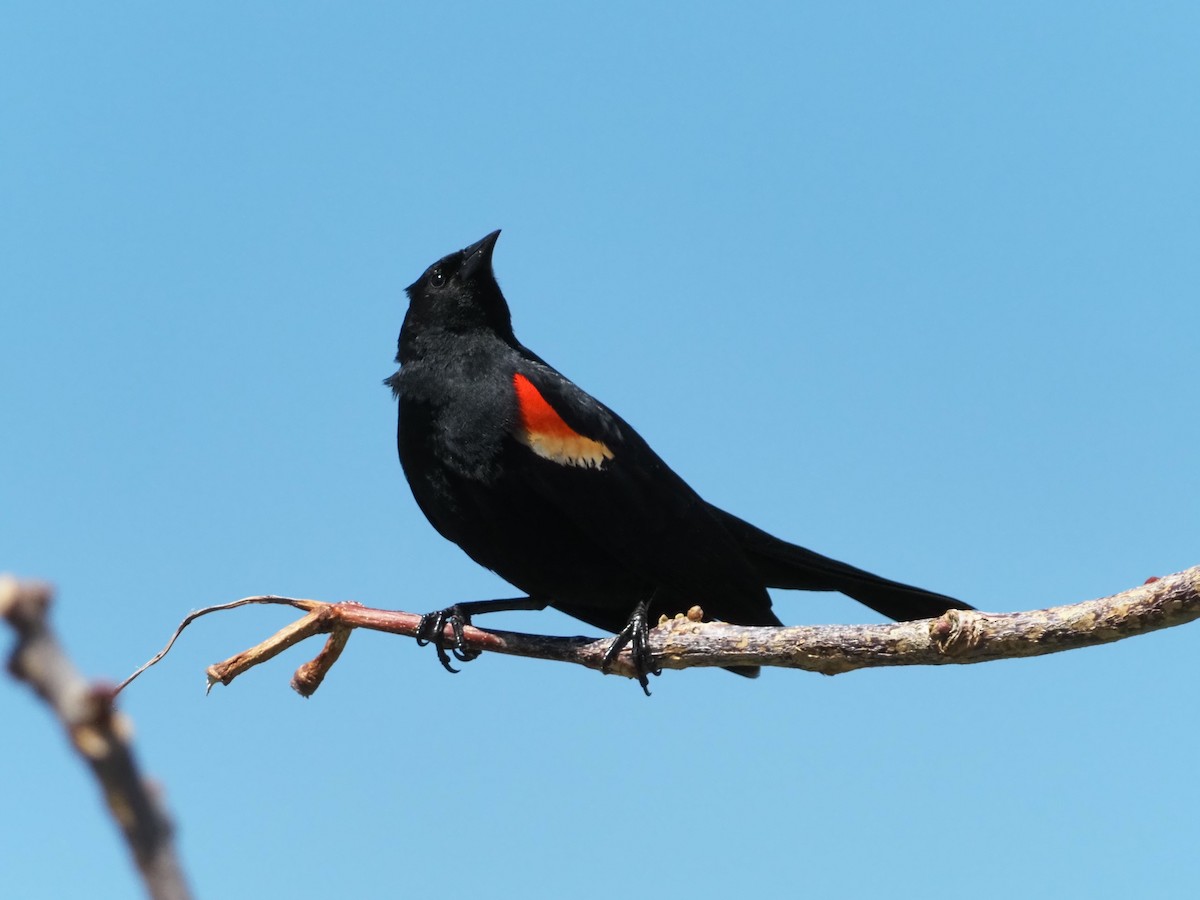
[417,596,548,673]
[602,597,662,696]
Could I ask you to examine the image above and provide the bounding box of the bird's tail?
[710,507,973,621]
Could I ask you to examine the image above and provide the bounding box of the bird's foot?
[602,600,662,696]
[416,605,482,674]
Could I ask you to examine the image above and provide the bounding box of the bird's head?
[402,230,513,344]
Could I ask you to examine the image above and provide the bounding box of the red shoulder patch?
[513,373,614,469]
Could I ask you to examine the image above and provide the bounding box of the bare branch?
[130,566,1199,694]
[1,576,192,900]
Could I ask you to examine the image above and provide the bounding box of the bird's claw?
[416,606,482,674]
[601,600,662,696]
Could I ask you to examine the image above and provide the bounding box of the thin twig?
[115,596,309,694]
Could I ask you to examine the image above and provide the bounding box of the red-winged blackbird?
[387,231,972,692]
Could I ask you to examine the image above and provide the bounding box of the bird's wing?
[504,358,777,626]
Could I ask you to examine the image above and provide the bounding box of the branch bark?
[124,566,1199,696]
[1,576,192,900]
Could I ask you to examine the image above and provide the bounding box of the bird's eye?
[429,269,446,288]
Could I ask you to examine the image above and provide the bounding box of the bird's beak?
[460,229,501,280]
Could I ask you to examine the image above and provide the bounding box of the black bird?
[387,231,971,692]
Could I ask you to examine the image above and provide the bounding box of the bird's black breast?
[393,334,518,482]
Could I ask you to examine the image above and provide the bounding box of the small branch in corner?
[1,576,193,900]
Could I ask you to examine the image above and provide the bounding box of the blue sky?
[3,3,1198,897]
